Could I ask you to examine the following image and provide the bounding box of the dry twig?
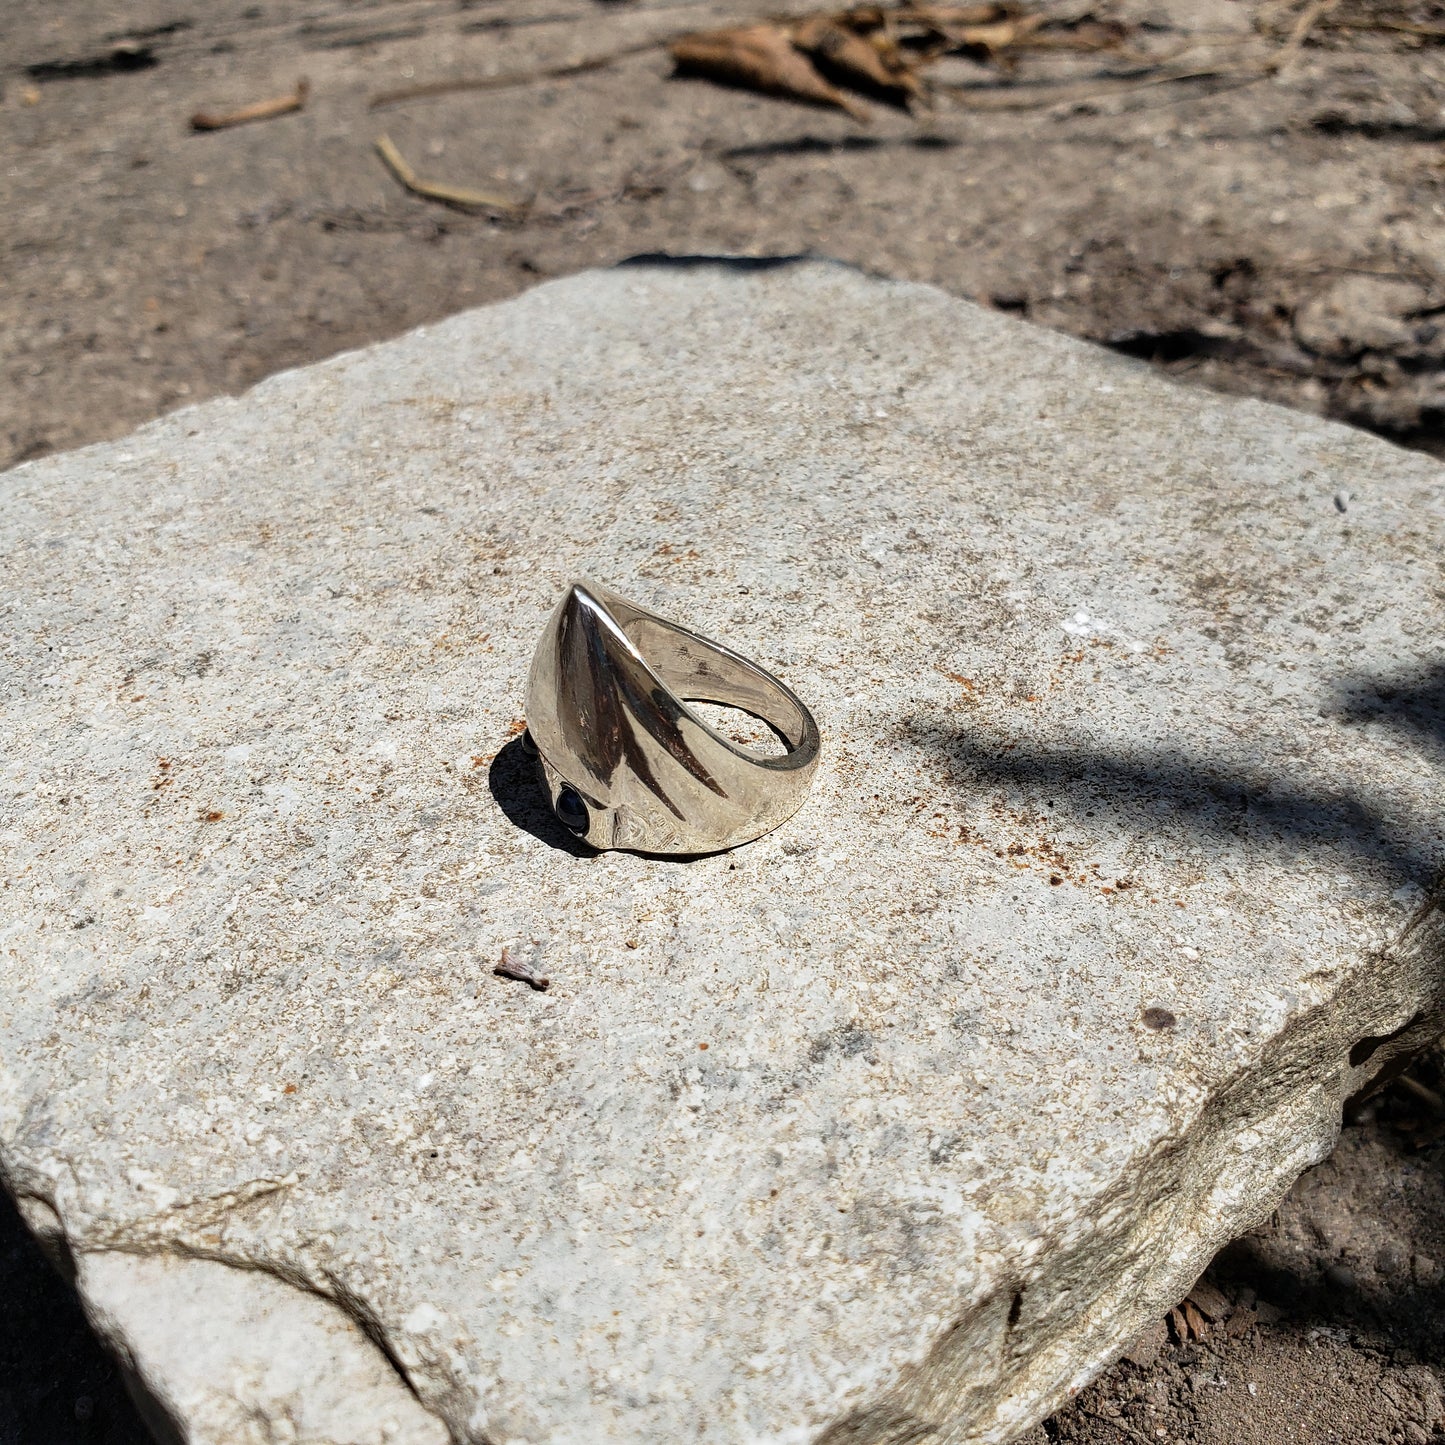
[191,78,309,131]
[1269,0,1339,71]
[370,43,660,108]
[1399,1072,1445,1114]
[374,134,525,213]
[932,58,1264,109]
[1326,16,1445,38]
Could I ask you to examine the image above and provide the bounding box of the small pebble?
[1334,490,1350,513]
[1377,1241,1407,1278]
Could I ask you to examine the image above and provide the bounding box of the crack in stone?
[87,1173,300,1250]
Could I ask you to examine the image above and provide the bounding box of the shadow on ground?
[1335,661,1445,763]
[0,1189,146,1445]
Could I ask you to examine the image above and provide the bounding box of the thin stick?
[374,133,525,213]
[370,42,661,108]
[931,59,1264,109]
[1269,0,1338,72]
[1326,16,1445,38]
[191,78,309,131]
[1399,1073,1445,1114]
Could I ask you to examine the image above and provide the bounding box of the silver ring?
[523,580,820,855]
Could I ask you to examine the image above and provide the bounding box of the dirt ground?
[2,0,1445,1441]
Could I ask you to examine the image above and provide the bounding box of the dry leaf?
[670,24,871,120]
[671,3,1135,112]
[1181,1298,1209,1340]
[792,15,922,100]
[1040,17,1131,50]
[893,3,1020,26]
[1185,1279,1231,1322]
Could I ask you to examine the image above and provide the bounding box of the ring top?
[523,580,820,855]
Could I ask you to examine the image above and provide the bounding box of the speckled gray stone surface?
[2,261,1443,1445]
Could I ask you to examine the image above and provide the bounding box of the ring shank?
[624,614,813,753]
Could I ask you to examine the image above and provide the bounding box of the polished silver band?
[523,580,820,855]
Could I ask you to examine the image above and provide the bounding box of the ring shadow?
[487,735,595,858]
[486,735,723,864]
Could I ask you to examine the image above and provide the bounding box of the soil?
[2,1,1444,1441]
[1031,1066,1445,1445]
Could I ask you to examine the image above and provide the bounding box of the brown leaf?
[1181,1298,1208,1340]
[670,24,871,120]
[791,15,922,100]
[1186,1280,1231,1322]
[1005,16,1130,52]
[1167,1305,1188,1343]
[1052,18,1131,49]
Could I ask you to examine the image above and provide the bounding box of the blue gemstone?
[555,786,589,835]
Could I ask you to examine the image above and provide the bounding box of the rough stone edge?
[814,889,1445,1445]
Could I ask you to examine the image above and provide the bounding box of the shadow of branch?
[1332,661,1445,763]
[902,720,1441,892]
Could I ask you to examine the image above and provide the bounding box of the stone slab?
[1,259,1442,1445]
